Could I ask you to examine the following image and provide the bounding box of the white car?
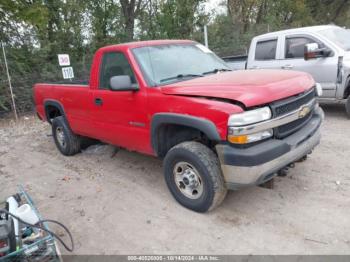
[224,25,350,117]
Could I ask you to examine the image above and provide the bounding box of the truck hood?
[161,70,315,108]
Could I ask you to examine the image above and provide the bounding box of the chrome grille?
[270,88,316,139]
[272,88,316,117]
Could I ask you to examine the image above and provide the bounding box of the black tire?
[52,116,81,156]
[346,96,350,119]
[163,141,227,212]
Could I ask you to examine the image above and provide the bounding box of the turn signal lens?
[227,135,248,144]
[228,129,273,144]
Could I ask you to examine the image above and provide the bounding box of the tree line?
[0,0,349,116]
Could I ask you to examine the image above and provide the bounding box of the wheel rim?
[56,126,66,148]
[173,162,204,199]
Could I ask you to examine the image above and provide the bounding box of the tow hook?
[297,155,308,162]
[259,179,275,189]
[260,162,296,189]
[277,162,295,177]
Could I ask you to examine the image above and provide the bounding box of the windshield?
[132,43,230,86]
[318,27,350,51]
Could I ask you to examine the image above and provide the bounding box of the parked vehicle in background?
[223,25,350,117]
[34,40,323,212]
[221,55,247,71]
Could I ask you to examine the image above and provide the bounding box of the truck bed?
[222,55,247,70]
[34,82,91,137]
[40,79,89,85]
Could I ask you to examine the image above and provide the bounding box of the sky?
[204,0,227,16]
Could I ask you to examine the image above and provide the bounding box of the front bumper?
[216,107,324,190]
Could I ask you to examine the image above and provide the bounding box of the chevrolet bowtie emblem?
[299,106,310,118]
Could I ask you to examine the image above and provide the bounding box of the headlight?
[315,83,323,97]
[227,129,273,144]
[227,106,272,144]
[228,106,272,126]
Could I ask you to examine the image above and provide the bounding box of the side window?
[99,52,137,89]
[255,39,277,60]
[285,37,314,59]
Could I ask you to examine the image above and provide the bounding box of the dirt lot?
[1,104,350,255]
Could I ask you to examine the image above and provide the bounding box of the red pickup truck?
[34,40,323,212]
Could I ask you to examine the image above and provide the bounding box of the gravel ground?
[0,104,349,255]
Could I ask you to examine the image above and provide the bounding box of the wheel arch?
[44,100,66,124]
[151,113,221,157]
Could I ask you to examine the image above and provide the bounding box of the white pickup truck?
[223,25,350,117]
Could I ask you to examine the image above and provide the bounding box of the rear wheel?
[163,141,227,212]
[52,116,81,156]
[346,96,350,119]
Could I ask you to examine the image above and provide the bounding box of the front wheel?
[163,141,227,212]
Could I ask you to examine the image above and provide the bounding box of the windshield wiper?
[203,68,232,75]
[160,74,203,83]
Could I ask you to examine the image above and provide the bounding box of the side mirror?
[109,75,138,91]
[304,43,331,60]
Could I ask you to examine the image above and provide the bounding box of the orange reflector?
[227,135,248,144]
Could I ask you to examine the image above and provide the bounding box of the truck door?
[90,51,150,154]
[247,37,282,69]
[280,34,338,97]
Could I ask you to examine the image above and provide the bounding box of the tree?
[87,0,123,48]
[307,0,350,24]
[120,0,147,41]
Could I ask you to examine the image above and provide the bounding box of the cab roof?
[254,25,339,39]
[99,39,196,52]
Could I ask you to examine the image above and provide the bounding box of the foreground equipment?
[0,186,73,261]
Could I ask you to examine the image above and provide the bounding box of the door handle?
[94,98,103,106]
[282,64,294,69]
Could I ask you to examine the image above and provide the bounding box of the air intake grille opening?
[270,88,316,139]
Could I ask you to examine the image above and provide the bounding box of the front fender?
[151,113,221,155]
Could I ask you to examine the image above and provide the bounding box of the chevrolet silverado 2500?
[34,40,323,212]
[224,25,350,117]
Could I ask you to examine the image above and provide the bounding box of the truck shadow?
[320,103,348,119]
